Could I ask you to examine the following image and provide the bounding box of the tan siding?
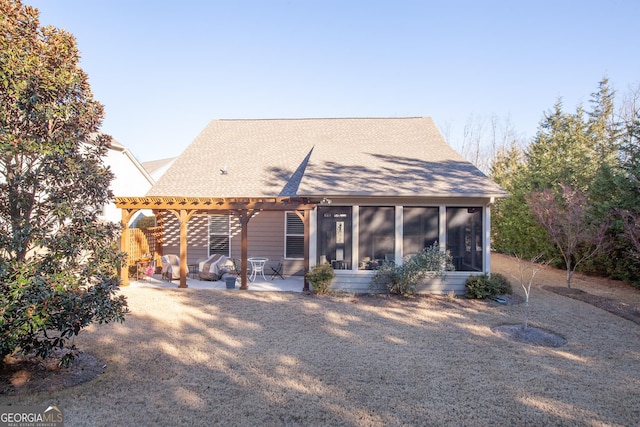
[161,212,179,257]
[208,212,286,273]
[187,216,209,263]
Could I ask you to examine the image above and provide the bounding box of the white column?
[395,206,403,264]
[309,208,317,267]
[484,203,492,273]
[352,205,359,271]
[439,206,447,250]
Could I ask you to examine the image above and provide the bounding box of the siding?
[329,271,474,295]
[162,211,305,275]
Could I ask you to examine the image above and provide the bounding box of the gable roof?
[147,117,507,199]
[142,157,178,181]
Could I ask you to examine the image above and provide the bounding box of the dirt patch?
[544,286,640,325]
[0,349,105,396]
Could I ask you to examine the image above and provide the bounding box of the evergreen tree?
[526,101,597,192]
[490,144,553,258]
[0,0,128,366]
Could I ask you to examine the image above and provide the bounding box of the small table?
[135,259,151,281]
[248,257,268,281]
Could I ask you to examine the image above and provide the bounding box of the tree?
[527,184,610,288]
[619,210,640,262]
[0,0,128,366]
[511,254,547,330]
[490,143,555,259]
[526,101,597,192]
[614,112,640,267]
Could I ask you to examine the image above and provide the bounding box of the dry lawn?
[2,253,640,426]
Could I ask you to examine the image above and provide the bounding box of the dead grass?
[2,253,640,426]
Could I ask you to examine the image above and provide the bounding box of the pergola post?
[120,208,134,286]
[170,209,198,288]
[296,210,311,292]
[240,210,249,290]
[178,209,189,288]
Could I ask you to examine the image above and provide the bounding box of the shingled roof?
[147,117,507,199]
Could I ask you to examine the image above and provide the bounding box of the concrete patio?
[129,273,305,292]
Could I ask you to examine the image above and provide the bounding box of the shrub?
[372,244,454,296]
[490,273,512,295]
[465,273,512,299]
[306,263,335,294]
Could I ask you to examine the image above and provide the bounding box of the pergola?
[115,196,317,290]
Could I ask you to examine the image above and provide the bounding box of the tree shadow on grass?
[2,287,638,426]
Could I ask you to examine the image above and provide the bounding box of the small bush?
[490,273,512,295]
[465,273,512,299]
[306,263,335,294]
[372,244,454,296]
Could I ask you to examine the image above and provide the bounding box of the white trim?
[122,149,155,186]
[309,208,317,268]
[395,206,402,264]
[208,214,231,257]
[484,204,492,273]
[284,211,304,260]
[439,206,447,250]
[351,205,359,273]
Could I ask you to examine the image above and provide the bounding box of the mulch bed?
[544,286,640,325]
[0,349,105,396]
[492,324,568,347]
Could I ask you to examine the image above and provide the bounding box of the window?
[403,207,439,255]
[358,206,395,270]
[285,212,304,259]
[209,215,230,256]
[446,207,482,271]
[317,206,352,269]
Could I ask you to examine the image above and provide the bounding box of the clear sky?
[28,0,640,162]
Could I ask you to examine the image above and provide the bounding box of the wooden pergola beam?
[115,196,315,211]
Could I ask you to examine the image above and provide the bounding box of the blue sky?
[28,0,640,162]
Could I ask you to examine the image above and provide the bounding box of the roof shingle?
[147,117,507,199]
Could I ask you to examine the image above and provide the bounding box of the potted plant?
[305,262,335,294]
[224,274,237,289]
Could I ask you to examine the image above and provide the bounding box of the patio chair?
[269,258,284,280]
[230,258,241,276]
[161,254,180,281]
[198,254,227,281]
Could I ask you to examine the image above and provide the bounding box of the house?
[142,157,177,182]
[115,117,507,292]
[101,138,155,224]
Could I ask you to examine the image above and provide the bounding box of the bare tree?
[444,113,525,175]
[511,254,548,330]
[527,184,611,288]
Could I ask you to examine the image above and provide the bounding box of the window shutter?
[285,213,305,259]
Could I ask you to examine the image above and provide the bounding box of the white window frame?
[284,211,304,260]
[209,214,231,257]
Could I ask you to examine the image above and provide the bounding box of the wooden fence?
[125,226,163,272]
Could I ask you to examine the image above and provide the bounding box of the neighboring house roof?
[142,157,178,181]
[147,117,507,199]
